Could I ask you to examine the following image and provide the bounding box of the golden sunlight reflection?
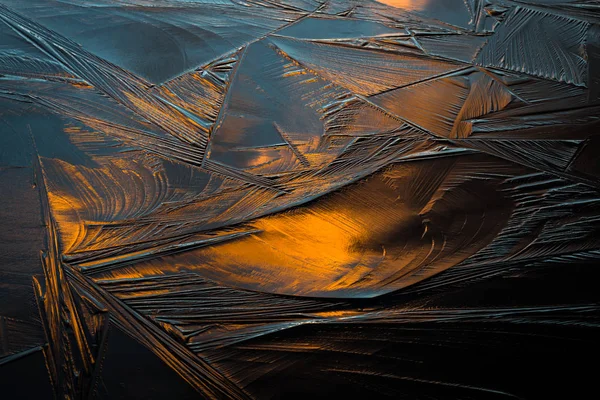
[376,0,432,11]
[90,156,513,299]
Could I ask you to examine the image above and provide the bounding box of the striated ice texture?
[1,0,599,398]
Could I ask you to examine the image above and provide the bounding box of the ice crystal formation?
[1,0,599,399]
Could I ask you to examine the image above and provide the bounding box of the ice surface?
[1,0,599,398]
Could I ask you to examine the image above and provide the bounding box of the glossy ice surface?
[1,0,599,398]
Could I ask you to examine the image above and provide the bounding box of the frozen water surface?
[1,0,599,398]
